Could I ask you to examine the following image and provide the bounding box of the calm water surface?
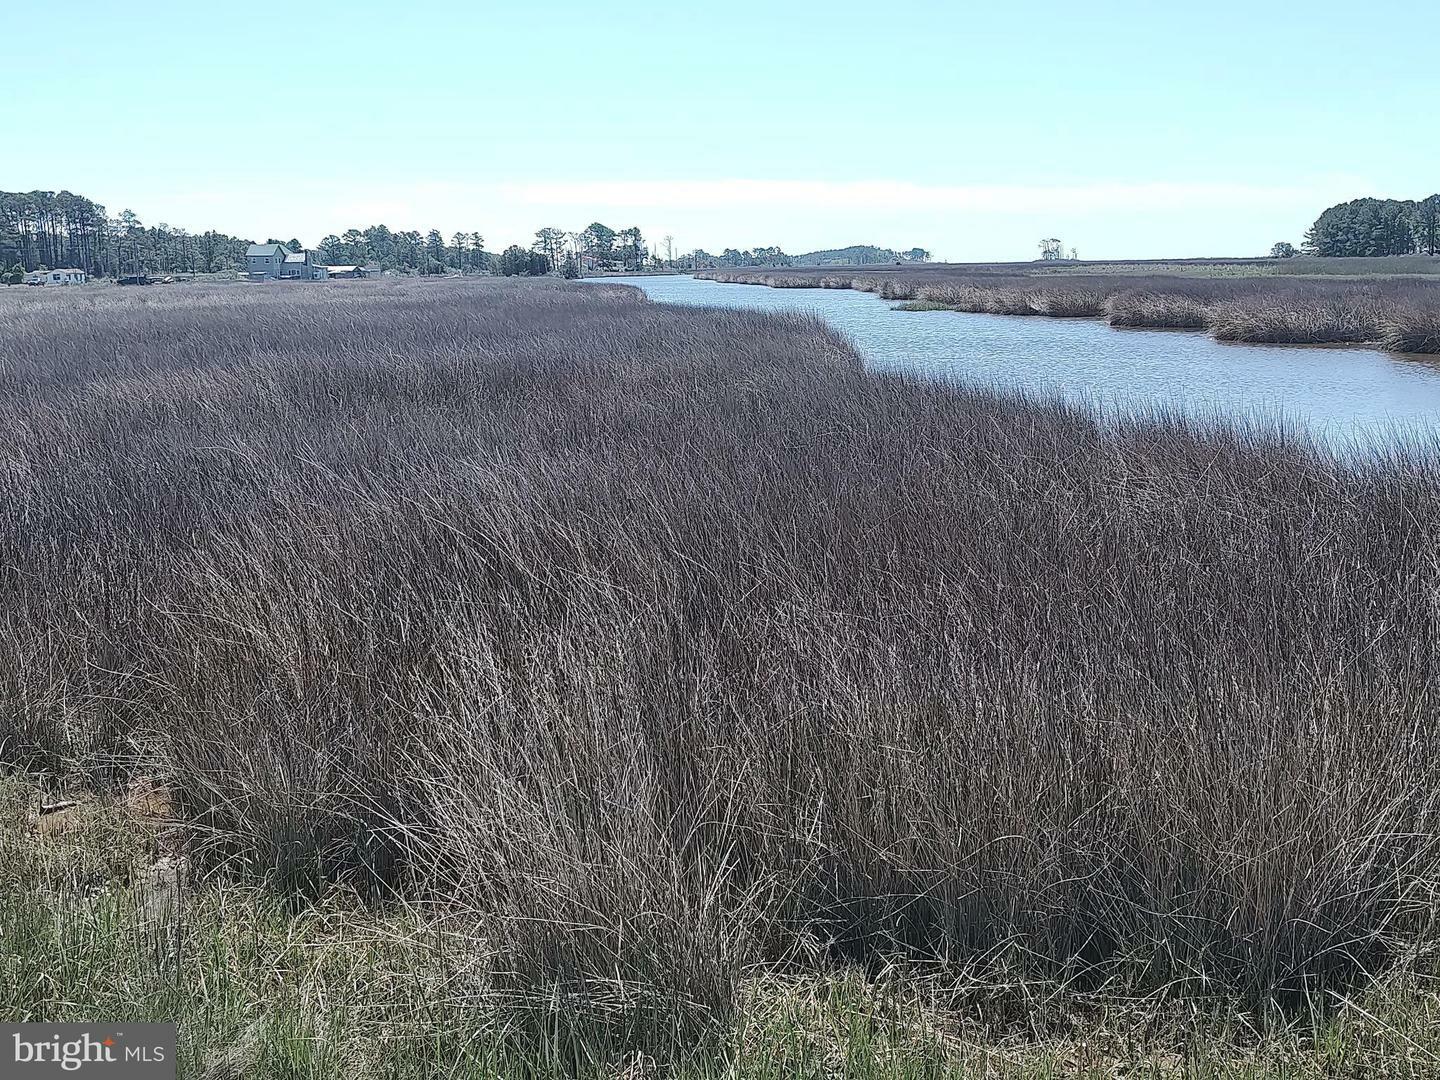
[593,274,1440,447]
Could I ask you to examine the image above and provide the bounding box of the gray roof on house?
[246,244,288,257]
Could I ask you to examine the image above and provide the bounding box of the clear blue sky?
[6,0,1434,260]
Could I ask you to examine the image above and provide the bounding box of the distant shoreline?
[695,261,1440,355]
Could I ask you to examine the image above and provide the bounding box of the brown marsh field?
[697,260,1440,354]
[6,278,1440,1076]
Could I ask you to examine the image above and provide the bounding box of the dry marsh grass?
[6,768,1440,1078]
[699,268,1440,352]
[5,279,1440,1060]
[1103,290,1213,328]
[1383,306,1440,354]
[1208,295,1386,344]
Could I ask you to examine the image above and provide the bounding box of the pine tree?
[1418,195,1440,257]
[425,229,447,268]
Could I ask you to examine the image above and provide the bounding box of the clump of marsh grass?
[1104,289,1212,328]
[1381,305,1440,354]
[1032,286,1105,317]
[1208,291,1387,344]
[915,281,986,309]
[982,286,1042,315]
[763,274,815,288]
[876,279,919,300]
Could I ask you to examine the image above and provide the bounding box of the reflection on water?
[592,275,1440,448]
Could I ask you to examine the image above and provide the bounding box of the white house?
[25,268,87,286]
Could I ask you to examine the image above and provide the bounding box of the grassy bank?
[697,265,1440,352]
[9,775,1440,1078]
[6,279,1440,1074]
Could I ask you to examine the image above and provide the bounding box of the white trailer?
[25,268,88,286]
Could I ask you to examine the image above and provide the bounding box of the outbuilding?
[25,268,87,286]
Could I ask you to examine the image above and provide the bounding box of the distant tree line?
[0,192,578,280]
[315,227,492,275]
[535,229,934,273]
[498,246,551,276]
[560,223,649,271]
[1,191,252,277]
[0,191,506,280]
[684,246,794,269]
[3,188,936,282]
[665,244,932,271]
[789,244,931,267]
[320,222,646,276]
[1302,195,1440,258]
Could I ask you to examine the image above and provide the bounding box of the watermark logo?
[4,1025,174,1078]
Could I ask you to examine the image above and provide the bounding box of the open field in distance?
[6,279,1440,1074]
[697,260,1440,354]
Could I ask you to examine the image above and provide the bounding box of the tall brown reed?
[4,279,1440,1038]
